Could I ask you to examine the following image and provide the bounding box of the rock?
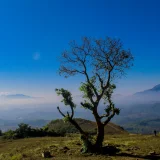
[59,146,70,153]
[42,151,52,158]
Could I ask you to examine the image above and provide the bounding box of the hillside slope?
[47,118,127,134]
[0,135,160,160]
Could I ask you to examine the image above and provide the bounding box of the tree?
[56,37,133,153]
[16,123,31,138]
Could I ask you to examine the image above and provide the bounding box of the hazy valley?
[1,84,160,134]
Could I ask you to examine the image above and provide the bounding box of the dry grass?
[0,134,160,160]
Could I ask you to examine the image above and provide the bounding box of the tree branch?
[57,106,66,117]
[81,58,99,99]
[103,111,115,126]
[70,104,74,119]
[57,106,86,135]
[96,73,104,89]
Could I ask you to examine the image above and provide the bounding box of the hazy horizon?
[0,0,160,108]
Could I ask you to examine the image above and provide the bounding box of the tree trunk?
[68,118,94,153]
[94,122,104,151]
[80,123,105,153]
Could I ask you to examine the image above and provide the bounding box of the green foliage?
[123,119,160,134]
[103,84,116,102]
[103,84,120,116]
[114,108,120,115]
[3,130,17,139]
[79,82,95,110]
[79,82,95,99]
[81,134,94,153]
[46,119,99,135]
[2,123,63,140]
[46,118,126,136]
[80,101,93,110]
[63,116,70,122]
[46,119,79,134]
[55,88,76,108]
[16,123,31,138]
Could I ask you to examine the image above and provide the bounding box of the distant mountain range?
[134,84,160,95]
[113,84,160,105]
[0,94,34,99]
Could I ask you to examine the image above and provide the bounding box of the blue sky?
[0,0,160,105]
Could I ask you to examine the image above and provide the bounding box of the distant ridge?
[1,94,33,99]
[5,94,33,99]
[134,84,160,95]
[151,84,160,91]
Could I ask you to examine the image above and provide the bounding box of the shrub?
[15,123,31,138]
[3,130,17,139]
[2,123,63,140]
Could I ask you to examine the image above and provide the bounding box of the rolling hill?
[47,118,127,135]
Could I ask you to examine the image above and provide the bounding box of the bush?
[2,123,63,140]
[15,123,31,138]
[3,130,17,139]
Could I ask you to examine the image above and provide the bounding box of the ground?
[0,134,160,160]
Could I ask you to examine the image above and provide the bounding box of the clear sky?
[0,0,160,106]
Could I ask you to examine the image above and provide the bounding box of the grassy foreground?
[0,134,160,160]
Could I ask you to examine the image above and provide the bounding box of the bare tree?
[56,37,133,153]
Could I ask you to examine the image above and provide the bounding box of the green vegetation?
[123,118,160,134]
[2,123,63,140]
[0,134,160,160]
[1,118,127,140]
[47,118,127,135]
